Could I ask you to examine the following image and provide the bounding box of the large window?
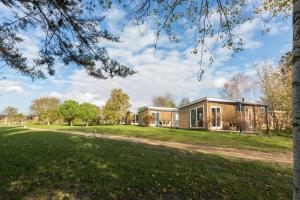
[211,107,221,128]
[190,107,204,128]
[190,109,197,127]
[248,111,252,128]
[197,107,204,127]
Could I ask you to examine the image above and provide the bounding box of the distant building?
[0,115,8,125]
[138,107,178,127]
[125,111,138,125]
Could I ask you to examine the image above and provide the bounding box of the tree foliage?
[30,96,60,124]
[144,114,154,126]
[152,93,176,107]
[59,100,79,126]
[257,52,292,130]
[0,0,135,79]
[221,73,254,101]
[78,103,99,126]
[178,98,191,107]
[103,88,130,124]
[3,106,18,124]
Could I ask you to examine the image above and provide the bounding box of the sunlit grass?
[0,127,292,199]
[30,124,292,153]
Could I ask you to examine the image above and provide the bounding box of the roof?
[178,97,266,109]
[138,106,178,112]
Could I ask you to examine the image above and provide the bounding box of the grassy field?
[29,124,292,153]
[0,127,292,199]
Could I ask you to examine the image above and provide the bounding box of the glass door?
[211,107,221,129]
[248,111,252,129]
[152,112,160,127]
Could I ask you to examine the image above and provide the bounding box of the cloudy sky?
[0,4,292,114]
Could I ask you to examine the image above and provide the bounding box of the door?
[211,107,221,129]
[152,112,160,126]
[248,111,252,129]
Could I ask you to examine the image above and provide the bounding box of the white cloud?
[0,80,24,94]
[51,6,274,112]
[47,91,64,99]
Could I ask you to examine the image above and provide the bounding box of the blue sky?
[0,4,292,114]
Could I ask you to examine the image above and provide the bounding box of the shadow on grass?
[0,127,292,199]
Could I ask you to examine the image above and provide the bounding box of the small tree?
[59,100,79,126]
[103,89,130,124]
[144,115,154,127]
[3,106,18,126]
[178,98,191,107]
[30,96,60,125]
[78,103,99,126]
[152,93,176,107]
[257,52,292,131]
[221,73,254,101]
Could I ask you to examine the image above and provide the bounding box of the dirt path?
[28,127,292,166]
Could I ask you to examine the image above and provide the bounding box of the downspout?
[266,106,269,134]
[253,105,256,131]
[171,112,173,128]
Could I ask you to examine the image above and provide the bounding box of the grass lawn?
[0,127,292,199]
[29,124,292,153]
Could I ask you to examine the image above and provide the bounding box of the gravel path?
[28,127,293,166]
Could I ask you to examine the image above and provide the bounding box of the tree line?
[2,88,130,126]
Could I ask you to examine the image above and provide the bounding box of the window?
[190,109,197,128]
[151,112,160,126]
[197,107,204,127]
[248,111,252,128]
[190,107,204,128]
[211,107,221,128]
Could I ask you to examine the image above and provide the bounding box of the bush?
[144,115,154,126]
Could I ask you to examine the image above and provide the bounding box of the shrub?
[144,115,154,126]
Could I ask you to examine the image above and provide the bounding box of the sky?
[0,3,292,114]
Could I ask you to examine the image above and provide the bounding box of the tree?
[221,73,254,101]
[78,103,99,126]
[257,52,292,131]
[293,2,300,198]
[152,93,176,107]
[103,88,130,124]
[3,106,18,125]
[30,96,60,124]
[59,100,79,126]
[0,0,135,80]
[178,98,191,107]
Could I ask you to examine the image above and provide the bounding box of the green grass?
[0,127,292,199]
[30,124,292,153]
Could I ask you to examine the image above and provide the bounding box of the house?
[138,107,179,127]
[125,111,138,125]
[178,97,268,132]
[0,115,7,125]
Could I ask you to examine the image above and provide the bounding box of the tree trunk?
[293,0,300,199]
[70,120,73,126]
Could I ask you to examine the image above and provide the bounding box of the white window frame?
[189,106,205,129]
[175,113,179,121]
[211,106,222,129]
